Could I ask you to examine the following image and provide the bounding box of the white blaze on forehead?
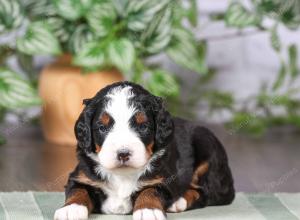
[105,86,136,122]
[98,85,148,170]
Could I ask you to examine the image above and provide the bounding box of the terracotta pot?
[39,55,124,146]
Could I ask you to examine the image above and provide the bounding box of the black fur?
[65,81,235,215]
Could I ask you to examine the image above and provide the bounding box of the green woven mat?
[0,192,299,220]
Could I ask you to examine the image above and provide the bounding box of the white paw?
[133,208,166,220]
[54,204,88,220]
[167,197,187,213]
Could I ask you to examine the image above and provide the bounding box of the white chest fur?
[101,172,141,214]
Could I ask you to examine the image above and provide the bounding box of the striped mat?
[0,192,299,220]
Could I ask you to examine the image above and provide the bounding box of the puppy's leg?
[191,127,235,206]
[167,189,202,213]
[133,188,166,220]
[54,188,93,220]
[168,161,209,213]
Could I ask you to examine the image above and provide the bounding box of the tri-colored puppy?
[54,81,235,220]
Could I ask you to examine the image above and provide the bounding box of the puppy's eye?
[99,124,108,132]
[139,123,148,132]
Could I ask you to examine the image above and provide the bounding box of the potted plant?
[0,0,206,145]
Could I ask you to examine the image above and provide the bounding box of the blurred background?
[0,0,299,193]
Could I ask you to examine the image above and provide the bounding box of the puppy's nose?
[117,149,131,162]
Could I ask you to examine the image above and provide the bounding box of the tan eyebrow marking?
[99,112,110,125]
[95,145,102,153]
[135,112,147,124]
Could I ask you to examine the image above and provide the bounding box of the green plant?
[223,0,300,136]
[168,0,300,136]
[1,0,207,98]
[0,0,206,143]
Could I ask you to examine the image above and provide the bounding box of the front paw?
[133,209,166,220]
[54,204,88,220]
[167,197,187,213]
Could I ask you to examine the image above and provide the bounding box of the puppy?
[54,81,235,220]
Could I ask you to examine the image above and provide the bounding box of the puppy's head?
[75,82,173,171]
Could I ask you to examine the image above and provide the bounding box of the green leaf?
[225,2,262,28]
[140,7,172,54]
[68,24,95,54]
[227,112,267,137]
[126,0,170,31]
[254,0,279,13]
[0,68,41,109]
[288,44,299,80]
[0,45,14,65]
[186,0,198,27]
[46,17,74,43]
[0,134,5,145]
[108,38,135,73]
[288,115,300,128]
[166,28,208,74]
[112,0,129,16]
[86,0,117,37]
[17,22,62,55]
[22,0,56,18]
[146,69,179,97]
[272,61,287,91]
[270,25,281,52]
[53,0,93,20]
[270,95,300,111]
[279,2,300,30]
[73,41,106,68]
[197,41,207,62]
[171,1,184,25]
[255,0,300,30]
[0,107,6,121]
[0,0,24,33]
[203,90,234,110]
[16,52,36,80]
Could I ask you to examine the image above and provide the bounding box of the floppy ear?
[153,97,174,148]
[74,98,96,153]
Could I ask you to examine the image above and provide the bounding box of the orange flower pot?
[39,55,124,146]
